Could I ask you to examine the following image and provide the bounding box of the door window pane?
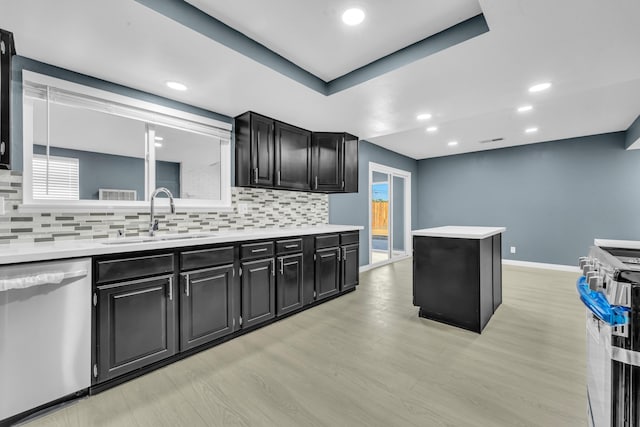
[371,171,390,263]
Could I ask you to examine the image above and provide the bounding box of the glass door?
[369,163,411,266]
[371,171,390,264]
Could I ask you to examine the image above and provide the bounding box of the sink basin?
[101,234,215,245]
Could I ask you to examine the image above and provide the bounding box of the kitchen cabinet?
[94,253,176,383]
[314,232,360,300]
[235,112,358,193]
[275,122,312,190]
[240,241,276,328]
[340,231,360,291]
[235,112,275,187]
[0,29,15,170]
[179,246,235,351]
[276,238,304,315]
[311,132,358,193]
[95,274,177,382]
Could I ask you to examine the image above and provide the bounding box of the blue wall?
[329,140,418,266]
[626,115,640,149]
[33,145,180,200]
[417,132,640,266]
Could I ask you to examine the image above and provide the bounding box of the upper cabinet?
[0,29,16,170]
[235,112,357,194]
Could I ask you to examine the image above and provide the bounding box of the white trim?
[502,259,580,273]
[360,254,411,272]
[368,162,412,267]
[22,70,232,131]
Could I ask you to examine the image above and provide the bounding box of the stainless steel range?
[579,245,640,426]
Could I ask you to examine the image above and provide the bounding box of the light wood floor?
[23,260,587,427]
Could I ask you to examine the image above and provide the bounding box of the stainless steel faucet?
[149,187,176,236]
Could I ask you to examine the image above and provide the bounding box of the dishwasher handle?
[0,269,88,292]
[577,276,629,326]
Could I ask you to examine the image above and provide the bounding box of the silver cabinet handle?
[343,247,347,261]
[183,273,190,297]
[337,248,341,261]
[280,258,284,275]
[314,176,318,189]
[277,170,281,184]
[285,244,298,249]
[271,259,275,276]
[252,248,268,253]
[254,168,258,183]
[168,276,173,301]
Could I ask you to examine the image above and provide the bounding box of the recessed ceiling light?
[528,82,551,93]
[426,126,438,132]
[517,105,533,113]
[154,136,164,141]
[166,81,187,91]
[447,141,458,147]
[154,142,163,147]
[342,8,365,26]
[417,113,432,121]
[525,127,538,133]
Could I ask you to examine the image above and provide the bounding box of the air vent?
[479,137,504,144]
[99,189,137,201]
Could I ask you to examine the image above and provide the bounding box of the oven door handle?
[577,276,629,326]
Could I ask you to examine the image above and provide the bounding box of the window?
[32,154,79,200]
[21,71,232,211]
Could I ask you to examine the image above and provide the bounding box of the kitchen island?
[412,226,505,333]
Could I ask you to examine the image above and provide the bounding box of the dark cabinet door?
[251,114,275,187]
[0,29,15,170]
[179,265,234,351]
[96,275,177,382]
[312,133,343,192]
[241,258,276,328]
[275,122,311,190]
[315,247,340,300]
[343,134,358,193]
[276,253,303,316]
[341,244,359,291]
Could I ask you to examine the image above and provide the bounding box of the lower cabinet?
[315,247,340,300]
[341,244,359,291]
[241,258,276,328]
[179,264,234,351]
[96,274,177,382]
[276,253,303,316]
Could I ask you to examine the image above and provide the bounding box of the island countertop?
[412,226,506,240]
[0,224,363,265]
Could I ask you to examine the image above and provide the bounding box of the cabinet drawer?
[96,254,174,284]
[315,234,339,249]
[180,246,234,271]
[276,238,302,254]
[340,232,359,245]
[240,241,275,260]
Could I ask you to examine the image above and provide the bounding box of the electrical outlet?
[238,203,249,215]
[510,246,516,254]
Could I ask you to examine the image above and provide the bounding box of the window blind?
[33,154,80,200]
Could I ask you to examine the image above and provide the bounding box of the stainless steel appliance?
[579,246,640,426]
[0,28,15,169]
[0,258,92,424]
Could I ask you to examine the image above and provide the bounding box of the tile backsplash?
[0,171,328,243]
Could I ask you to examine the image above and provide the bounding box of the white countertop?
[594,238,640,250]
[0,225,363,265]
[412,226,506,239]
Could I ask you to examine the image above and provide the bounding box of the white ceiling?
[185,0,482,81]
[2,0,640,160]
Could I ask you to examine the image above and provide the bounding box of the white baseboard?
[502,259,580,273]
[360,255,411,272]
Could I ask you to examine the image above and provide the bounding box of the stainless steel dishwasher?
[0,258,91,423]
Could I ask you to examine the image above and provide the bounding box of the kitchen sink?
[101,234,215,245]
